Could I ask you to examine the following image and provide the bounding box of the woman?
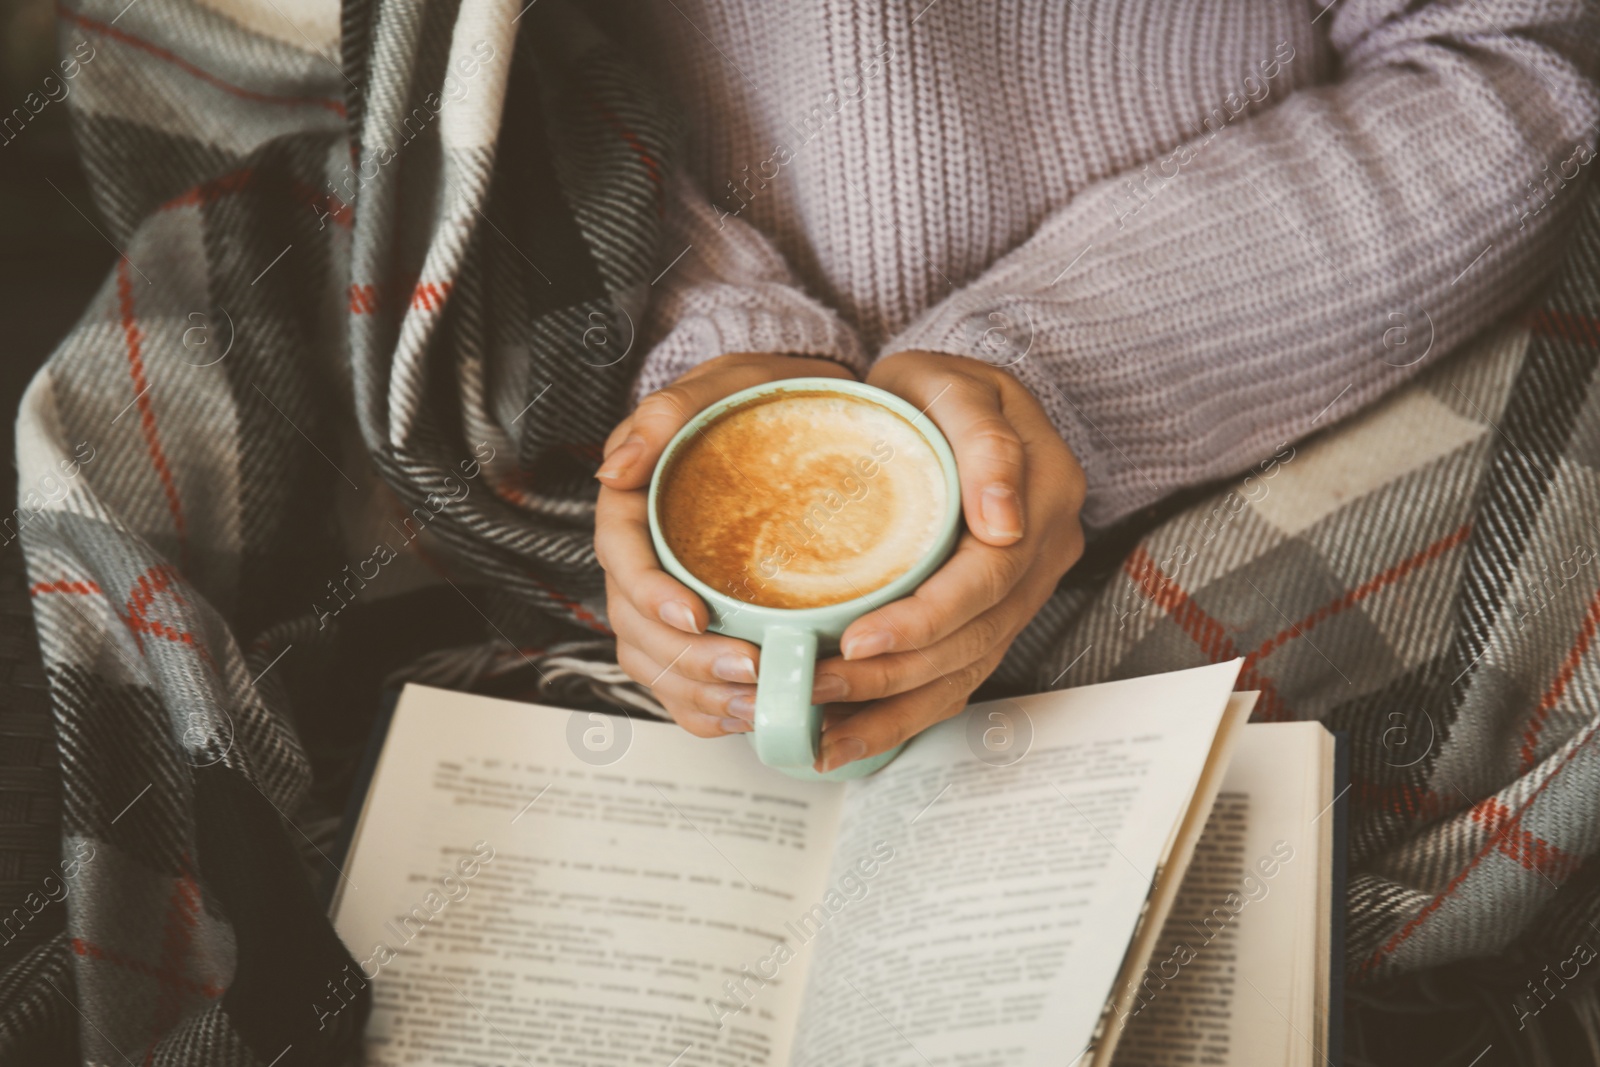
[591,0,1600,771]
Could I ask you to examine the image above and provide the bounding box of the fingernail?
[596,437,645,480]
[981,485,1024,540]
[727,691,755,719]
[660,601,700,634]
[820,736,867,772]
[713,654,758,684]
[720,717,753,734]
[842,631,892,660]
[812,673,849,703]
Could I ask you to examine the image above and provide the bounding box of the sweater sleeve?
[881,0,1600,530]
[630,168,870,402]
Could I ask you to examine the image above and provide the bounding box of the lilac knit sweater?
[605,0,1600,529]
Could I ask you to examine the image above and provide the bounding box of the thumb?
[933,382,1027,546]
[595,384,698,490]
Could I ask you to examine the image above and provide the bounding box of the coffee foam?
[658,391,948,610]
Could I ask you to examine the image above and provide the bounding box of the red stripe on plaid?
[1125,524,1470,721]
[1234,665,1293,722]
[56,5,345,117]
[1519,583,1600,772]
[411,281,453,311]
[1360,713,1600,975]
[1470,797,1584,883]
[1352,780,1449,821]
[349,278,449,314]
[29,579,101,596]
[1251,524,1473,663]
[1235,524,1467,719]
[349,283,378,314]
[159,168,256,210]
[530,576,611,635]
[487,476,537,511]
[117,564,215,670]
[117,261,188,565]
[1124,546,1238,661]
[311,190,352,228]
[1524,308,1600,349]
[71,937,223,999]
[1122,547,1296,719]
[589,99,664,214]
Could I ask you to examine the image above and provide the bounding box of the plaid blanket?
[4,0,676,1063]
[7,0,1600,1064]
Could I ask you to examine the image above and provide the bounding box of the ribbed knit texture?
[610,0,1600,529]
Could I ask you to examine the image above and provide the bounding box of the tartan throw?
[8,2,1600,1066]
[4,0,678,1062]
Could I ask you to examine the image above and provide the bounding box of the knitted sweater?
[605,0,1600,529]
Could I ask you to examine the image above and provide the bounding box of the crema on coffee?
[658,391,948,610]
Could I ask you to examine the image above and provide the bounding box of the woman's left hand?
[812,350,1087,773]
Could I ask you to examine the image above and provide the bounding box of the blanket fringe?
[383,639,667,720]
[1573,985,1600,1065]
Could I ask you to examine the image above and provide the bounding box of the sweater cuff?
[632,295,871,400]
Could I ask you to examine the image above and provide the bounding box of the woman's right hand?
[594,351,859,737]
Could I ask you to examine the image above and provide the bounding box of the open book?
[329,661,1341,1066]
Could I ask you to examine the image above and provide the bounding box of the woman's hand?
[811,350,1086,772]
[594,352,857,737]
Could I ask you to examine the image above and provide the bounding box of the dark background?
[1,0,113,472]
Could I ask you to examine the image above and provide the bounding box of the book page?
[1091,692,1259,1067]
[1112,791,1252,1065]
[786,660,1245,1067]
[1312,730,1336,1062]
[332,687,848,1067]
[1109,722,1330,1067]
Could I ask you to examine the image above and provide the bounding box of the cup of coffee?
[648,378,961,780]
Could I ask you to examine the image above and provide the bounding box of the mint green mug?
[647,378,962,780]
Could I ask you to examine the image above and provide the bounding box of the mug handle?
[753,625,821,768]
